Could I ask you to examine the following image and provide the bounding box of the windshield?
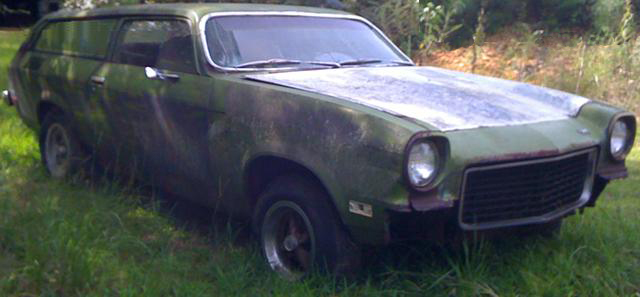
[204,15,410,69]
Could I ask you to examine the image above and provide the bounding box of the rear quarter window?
[35,19,116,58]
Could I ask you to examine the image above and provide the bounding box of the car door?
[18,19,117,146]
[90,18,218,199]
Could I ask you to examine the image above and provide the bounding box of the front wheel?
[253,176,360,280]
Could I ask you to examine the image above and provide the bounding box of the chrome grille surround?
[459,148,598,230]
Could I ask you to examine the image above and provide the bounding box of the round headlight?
[407,142,438,188]
[610,120,630,159]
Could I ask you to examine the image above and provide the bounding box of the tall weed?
[419,1,464,55]
[567,0,640,111]
[350,0,422,54]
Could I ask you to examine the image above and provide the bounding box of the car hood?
[245,66,590,131]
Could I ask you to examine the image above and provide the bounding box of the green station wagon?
[3,3,636,279]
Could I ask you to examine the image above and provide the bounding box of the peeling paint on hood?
[245,66,590,131]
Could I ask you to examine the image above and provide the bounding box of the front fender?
[216,76,422,244]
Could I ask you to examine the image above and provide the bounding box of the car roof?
[44,3,352,21]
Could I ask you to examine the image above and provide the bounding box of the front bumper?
[386,147,624,243]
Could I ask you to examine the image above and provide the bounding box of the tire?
[39,111,87,179]
[253,176,361,280]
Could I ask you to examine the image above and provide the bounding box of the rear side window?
[35,19,116,58]
[113,19,196,74]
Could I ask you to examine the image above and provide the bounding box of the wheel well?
[37,101,62,124]
[246,156,332,209]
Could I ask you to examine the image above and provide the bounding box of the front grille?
[460,149,596,230]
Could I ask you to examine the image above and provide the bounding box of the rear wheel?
[253,176,360,280]
[39,111,87,179]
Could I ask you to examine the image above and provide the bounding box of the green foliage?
[346,0,421,55]
[593,0,626,34]
[511,24,545,81]
[573,0,639,111]
[536,0,596,28]
[63,0,112,9]
[452,0,523,43]
[618,0,637,42]
[411,0,636,47]
[419,1,464,53]
[470,1,486,73]
[471,4,485,47]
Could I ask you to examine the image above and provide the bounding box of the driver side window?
[113,19,196,74]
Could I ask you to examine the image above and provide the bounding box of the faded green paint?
[7,3,634,246]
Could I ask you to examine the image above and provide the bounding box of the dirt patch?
[413,28,582,85]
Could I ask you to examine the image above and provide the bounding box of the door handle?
[159,71,180,80]
[145,67,180,81]
[91,76,105,85]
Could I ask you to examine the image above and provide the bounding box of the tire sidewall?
[253,176,359,277]
[39,111,83,179]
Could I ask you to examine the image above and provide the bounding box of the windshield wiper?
[235,59,339,69]
[235,59,301,68]
[388,60,415,66]
[337,59,415,67]
[338,59,382,66]
[235,58,413,69]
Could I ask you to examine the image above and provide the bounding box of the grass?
[1,29,640,296]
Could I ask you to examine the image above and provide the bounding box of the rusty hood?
[245,66,590,131]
